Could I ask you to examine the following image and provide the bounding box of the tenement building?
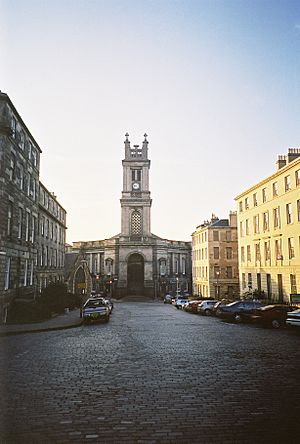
[37,183,67,292]
[192,212,239,299]
[66,134,192,299]
[0,92,67,322]
[235,148,300,302]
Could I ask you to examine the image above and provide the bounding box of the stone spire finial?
[125,132,129,141]
[144,133,148,141]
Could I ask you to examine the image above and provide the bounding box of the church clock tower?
[120,133,152,238]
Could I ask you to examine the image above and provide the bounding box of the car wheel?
[271,319,281,329]
[215,309,222,317]
[234,313,242,323]
[205,309,211,316]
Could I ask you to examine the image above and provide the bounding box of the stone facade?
[192,212,239,299]
[36,183,67,292]
[235,148,300,302]
[0,92,67,322]
[66,134,192,299]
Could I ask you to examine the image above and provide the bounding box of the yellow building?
[235,148,300,303]
[192,212,239,299]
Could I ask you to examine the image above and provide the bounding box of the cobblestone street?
[1,301,299,443]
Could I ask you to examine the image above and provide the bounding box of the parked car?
[183,300,203,313]
[163,294,172,304]
[248,304,297,329]
[174,297,190,309]
[212,299,233,316]
[286,309,300,327]
[82,298,110,324]
[197,300,218,316]
[217,300,263,322]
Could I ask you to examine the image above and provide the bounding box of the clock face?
[132,182,140,190]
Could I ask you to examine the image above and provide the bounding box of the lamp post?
[216,270,220,299]
[176,275,179,296]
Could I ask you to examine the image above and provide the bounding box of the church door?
[74,267,86,295]
[127,253,144,295]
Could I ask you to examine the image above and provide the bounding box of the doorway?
[127,253,144,295]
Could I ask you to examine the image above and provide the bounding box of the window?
[288,237,295,259]
[226,266,233,278]
[131,169,141,181]
[41,216,45,237]
[29,260,33,286]
[242,273,246,289]
[253,214,260,234]
[247,245,251,262]
[27,173,31,196]
[239,201,243,212]
[31,149,37,167]
[7,202,13,237]
[213,231,219,241]
[245,219,250,235]
[226,230,231,241]
[131,210,142,235]
[239,221,244,237]
[286,203,293,224]
[253,193,258,207]
[226,247,232,259]
[19,165,24,190]
[24,259,28,286]
[248,273,252,289]
[8,153,16,181]
[214,266,220,278]
[296,169,300,186]
[297,199,300,222]
[31,215,36,243]
[241,246,245,262]
[4,257,11,289]
[255,243,261,262]
[18,208,23,239]
[263,211,269,231]
[245,197,249,209]
[19,130,25,149]
[25,212,30,241]
[264,240,271,261]
[273,207,281,229]
[290,274,297,294]
[214,247,219,259]
[275,239,282,260]
[262,188,267,203]
[272,182,278,197]
[11,117,17,138]
[284,175,291,192]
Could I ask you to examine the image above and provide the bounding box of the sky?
[1,0,300,243]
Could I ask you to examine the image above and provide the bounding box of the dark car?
[217,300,263,322]
[212,299,233,316]
[248,304,298,329]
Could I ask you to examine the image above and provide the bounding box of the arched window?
[131,210,142,235]
[159,259,166,276]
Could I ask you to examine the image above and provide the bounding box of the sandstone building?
[66,134,192,299]
[0,92,66,322]
[235,148,300,302]
[192,212,239,299]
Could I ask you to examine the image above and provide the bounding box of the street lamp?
[176,275,179,296]
[216,270,220,299]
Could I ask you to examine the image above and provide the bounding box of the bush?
[7,299,51,324]
[40,282,68,314]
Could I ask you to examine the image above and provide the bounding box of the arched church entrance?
[74,266,86,295]
[127,253,144,295]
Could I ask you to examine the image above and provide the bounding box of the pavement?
[0,308,83,337]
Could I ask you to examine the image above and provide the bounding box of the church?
[65,134,192,299]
